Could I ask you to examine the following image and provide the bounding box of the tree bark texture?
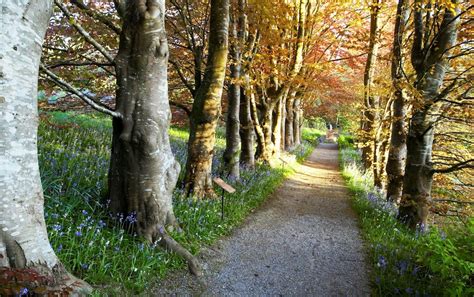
[386,0,409,203]
[239,84,255,168]
[361,0,381,169]
[223,4,241,180]
[399,2,460,228]
[293,98,302,146]
[285,93,295,150]
[0,2,90,294]
[280,95,286,151]
[184,0,229,198]
[108,1,181,240]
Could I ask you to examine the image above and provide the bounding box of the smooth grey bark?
[238,0,255,169]
[285,92,296,150]
[0,1,90,294]
[239,83,255,168]
[108,0,201,274]
[223,5,241,180]
[293,98,302,146]
[399,1,460,228]
[184,0,230,198]
[386,0,410,203]
[361,0,381,169]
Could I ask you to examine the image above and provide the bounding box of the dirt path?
[152,143,370,296]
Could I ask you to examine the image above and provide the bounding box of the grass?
[339,145,474,296]
[39,111,317,294]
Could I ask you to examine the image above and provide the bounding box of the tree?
[399,0,462,228]
[360,0,382,169]
[184,0,230,198]
[0,1,90,294]
[385,0,409,203]
[42,0,201,275]
[223,0,244,180]
[108,0,201,274]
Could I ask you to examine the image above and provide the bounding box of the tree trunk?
[239,84,255,168]
[223,7,241,180]
[373,97,391,189]
[0,2,90,294]
[250,89,268,162]
[293,98,302,146]
[184,0,229,198]
[285,94,295,150]
[386,0,409,203]
[385,90,407,202]
[280,95,286,151]
[271,96,285,157]
[256,100,275,162]
[108,1,201,275]
[109,0,181,240]
[361,0,381,169]
[399,2,459,228]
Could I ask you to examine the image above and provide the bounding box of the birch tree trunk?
[0,2,90,294]
[386,0,409,203]
[399,2,460,228]
[184,0,229,198]
[223,3,241,180]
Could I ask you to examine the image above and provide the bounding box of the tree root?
[158,227,203,277]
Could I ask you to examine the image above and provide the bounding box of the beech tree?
[41,0,201,274]
[184,0,230,197]
[385,0,409,204]
[399,1,463,228]
[223,0,244,180]
[360,0,382,169]
[0,1,90,294]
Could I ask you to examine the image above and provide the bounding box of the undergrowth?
[39,111,318,294]
[339,146,474,296]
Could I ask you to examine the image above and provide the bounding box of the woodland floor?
[150,142,370,296]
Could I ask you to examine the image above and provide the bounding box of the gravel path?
[151,143,370,296]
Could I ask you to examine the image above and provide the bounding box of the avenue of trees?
[0,0,472,294]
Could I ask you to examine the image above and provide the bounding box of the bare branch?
[169,100,191,116]
[432,159,474,174]
[40,64,121,118]
[70,0,121,35]
[54,0,115,63]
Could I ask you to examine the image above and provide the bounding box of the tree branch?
[70,0,121,35]
[54,0,115,64]
[433,159,474,174]
[169,58,195,96]
[40,64,122,118]
[169,100,191,117]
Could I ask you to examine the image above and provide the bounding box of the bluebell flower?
[81,263,89,270]
[75,231,82,237]
[82,210,88,215]
[98,220,106,228]
[57,244,63,252]
[397,260,408,275]
[19,287,29,296]
[52,224,62,231]
[377,255,387,269]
